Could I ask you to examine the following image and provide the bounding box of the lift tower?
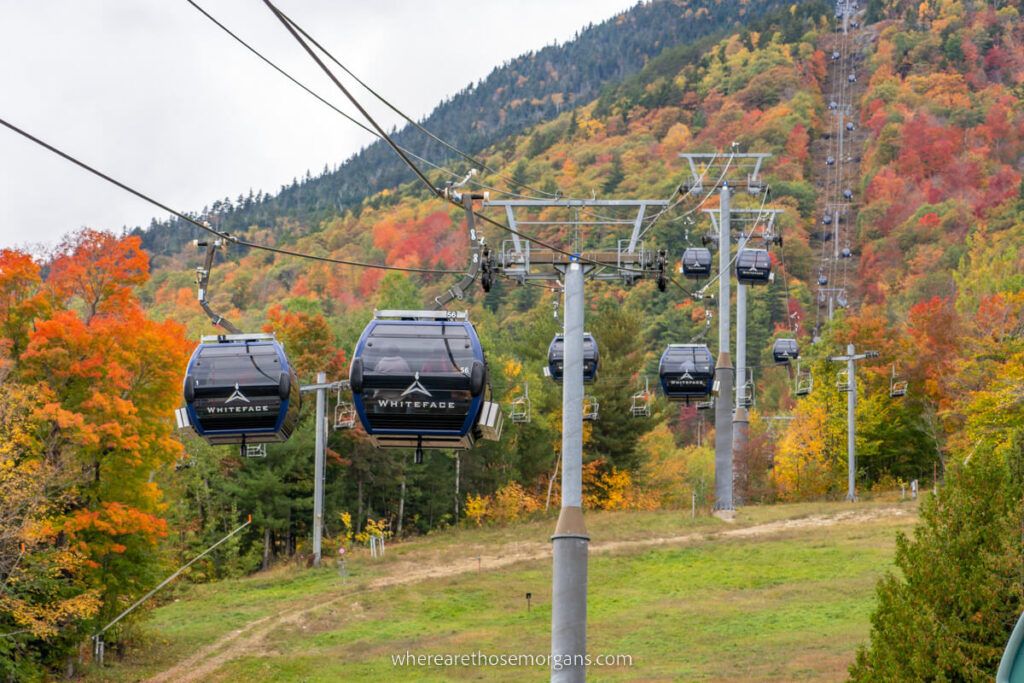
[679,152,772,511]
[703,207,784,500]
[484,198,668,682]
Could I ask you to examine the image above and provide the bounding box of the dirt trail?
[147,505,911,683]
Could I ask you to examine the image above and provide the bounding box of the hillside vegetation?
[2,0,1024,678]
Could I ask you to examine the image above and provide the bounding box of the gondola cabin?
[659,344,715,402]
[183,333,300,446]
[736,248,772,285]
[548,333,599,383]
[772,338,800,365]
[681,247,713,279]
[348,310,499,450]
[348,311,500,449]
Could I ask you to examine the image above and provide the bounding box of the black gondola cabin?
[736,248,772,284]
[772,338,800,364]
[681,247,713,279]
[548,333,599,383]
[659,344,715,402]
[183,333,300,445]
[348,310,500,450]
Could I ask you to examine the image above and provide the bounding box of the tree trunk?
[545,454,561,512]
[285,506,292,558]
[397,476,406,536]
[454,453,460,520]
[357,477,364,533]
[261,526,272,571]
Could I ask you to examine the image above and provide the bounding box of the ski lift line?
[0,117,462,276]
[261,1,562,203]
[691,181,773,296]
[183,0,548,204]
[266,4,656,280]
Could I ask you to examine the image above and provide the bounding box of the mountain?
[135,0,793,256]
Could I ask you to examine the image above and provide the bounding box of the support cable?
[183,0,549,203]
[264,1,653,278]
[0,117,462,275]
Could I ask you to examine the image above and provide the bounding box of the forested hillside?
[3,0,1024,678]
[135,0,793,256]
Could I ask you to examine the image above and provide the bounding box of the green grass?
[84,499,916,682]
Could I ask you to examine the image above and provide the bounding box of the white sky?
[0,0,637,250]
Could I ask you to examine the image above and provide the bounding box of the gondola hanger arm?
[194,237,241,335]
[435,193,486,310]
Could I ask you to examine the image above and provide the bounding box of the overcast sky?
[0,0,637,250]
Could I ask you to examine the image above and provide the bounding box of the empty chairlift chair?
[183,333,301,446]
[837,369,851,392]
[547,333,599,383]
[582,395,600,421]
[659,344,715,403]
[736,248,772,285]
[510,383,531,423]
[890,365,908,398]
[630,378,652,418]
[772,338,800,365]
[681,247,713,280]
[348,310,501,450]
[334,387,356,430]
[794,362,813,397]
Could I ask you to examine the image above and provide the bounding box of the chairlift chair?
[630,377,652,418]
[510,382,531,423]
[738,370,755,408]
[837,369,851,392]
[333,387,356,430]
[582,395,600,421]
[795,363,813,397]
[244,443,267,458]
[890,365,908,398]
